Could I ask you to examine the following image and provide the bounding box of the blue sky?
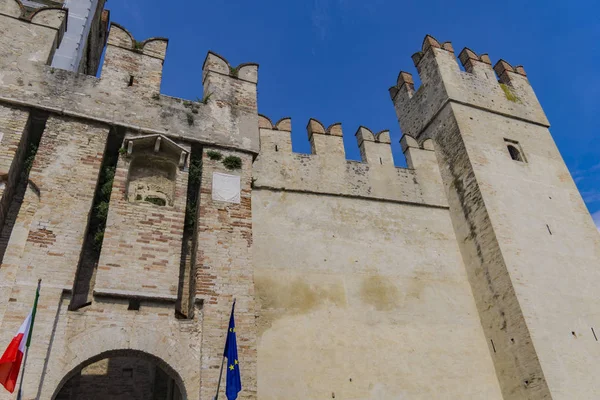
[105,0,599,227]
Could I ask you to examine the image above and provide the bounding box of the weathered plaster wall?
[252,189,503,399]
[252,119,502,399]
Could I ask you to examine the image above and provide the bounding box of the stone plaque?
[212,172,241,204]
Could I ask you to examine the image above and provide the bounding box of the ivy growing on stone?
[184,148,202,230]
[21,144,38,180]
[92,166,115,249]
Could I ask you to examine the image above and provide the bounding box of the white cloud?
[593,210,600,232]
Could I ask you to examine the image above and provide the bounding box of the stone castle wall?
[0,1,599,399]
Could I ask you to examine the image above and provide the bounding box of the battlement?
[0,10,261,153]
[390,35,549,139]
[355,126,393,166]
[101,23,169,95]
[253,115,447,208]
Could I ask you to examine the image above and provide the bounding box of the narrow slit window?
[275,145,278,152]
[128,75,135,87]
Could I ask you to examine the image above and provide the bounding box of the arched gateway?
[52,350,185,400]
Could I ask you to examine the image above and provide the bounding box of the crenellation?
[306,119,345,157]
[254,117,448,208]
[274,116,292,131]
[458,48,494,79]
[258,114,273,129]
[100,23,169,95]
[391,34,549,139]
[355,126,393,166]
[258,115,293,153]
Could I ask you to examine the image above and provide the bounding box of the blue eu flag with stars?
[224,301,241,400]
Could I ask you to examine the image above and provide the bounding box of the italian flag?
[0,282,40,394]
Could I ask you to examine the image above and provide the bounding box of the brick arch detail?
[44,325,196,400]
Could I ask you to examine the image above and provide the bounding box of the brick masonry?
[196,148,257,400]
[95,142,189,299]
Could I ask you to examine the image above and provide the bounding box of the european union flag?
[224,301,241,400]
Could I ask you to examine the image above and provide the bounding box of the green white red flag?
[0,283,40,393]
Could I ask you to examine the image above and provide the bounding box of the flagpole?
[214,298,236,400]
[214,355,226,400]
[16,279,41,400]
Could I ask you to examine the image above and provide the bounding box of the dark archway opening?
[53,350,184,400]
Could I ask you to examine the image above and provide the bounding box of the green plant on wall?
[184,149,202,230]
[92,165,115,249]
[206,150,222,160]
[223,155,242,170]
[21,143,38,180]
[198,92,213,105]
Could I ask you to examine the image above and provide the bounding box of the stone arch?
[51,349,186,400]
[52,349,187,400]
[40,319,199,400]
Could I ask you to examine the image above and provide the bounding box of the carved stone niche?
[123,134,188,207]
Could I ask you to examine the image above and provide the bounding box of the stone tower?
[390,36,600,399]
[1,0,599,398]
